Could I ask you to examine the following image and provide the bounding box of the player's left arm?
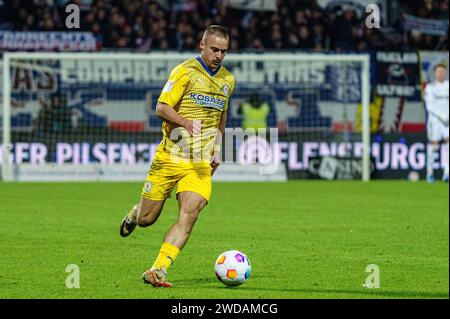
[211,110,227,176]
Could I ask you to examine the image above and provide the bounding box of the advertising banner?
[403,14,449,37]
[226,0,277,11]
[2,133,445,180]
[375,52,422,100]
[0,32,98,51]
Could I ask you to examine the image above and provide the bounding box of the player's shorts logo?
[143,182,152,192]
[222,84,230,96]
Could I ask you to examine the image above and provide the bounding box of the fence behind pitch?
[0,52,370,181]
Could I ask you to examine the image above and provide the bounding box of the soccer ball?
[215,250,251,286]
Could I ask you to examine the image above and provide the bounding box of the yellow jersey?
[157,56,235,160]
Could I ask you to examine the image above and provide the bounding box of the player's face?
[200,35,229,71]
[435,66,447,82]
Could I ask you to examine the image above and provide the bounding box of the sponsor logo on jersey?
[189,93,225,110]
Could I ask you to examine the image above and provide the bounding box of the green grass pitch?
[0,181,448,299]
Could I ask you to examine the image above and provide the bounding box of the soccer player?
[424,63,449,183]
[119,25,235,287]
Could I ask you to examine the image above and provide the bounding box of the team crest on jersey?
[222,84,230,96]
[143,182,152,192]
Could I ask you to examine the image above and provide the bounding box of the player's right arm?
[424,84,440,121]
[424,83,448,125]
[424,83,433,114]
[156,102,201,135]
[156,65,200,136]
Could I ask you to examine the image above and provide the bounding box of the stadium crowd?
[0,0,448,52]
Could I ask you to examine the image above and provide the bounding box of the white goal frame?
[2,52,371,181]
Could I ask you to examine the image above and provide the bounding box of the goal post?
[1,52,371,182]
[2,53,12,182]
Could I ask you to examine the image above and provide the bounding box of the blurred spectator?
[36,96,54,134]
[3,0,448,52]
[417,0,440,18]
[0,0,14,30]
[311,24,326,51]
[50,93,72,132]
[36,93,71,133]
[238,94,271,130]
[331,9,359,51]
[298,25,313,49]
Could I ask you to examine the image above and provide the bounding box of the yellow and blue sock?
[151,242,180,271]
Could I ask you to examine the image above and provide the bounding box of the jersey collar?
[196,56,221,77]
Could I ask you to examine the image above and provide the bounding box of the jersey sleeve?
[424,84,434,113]
[224,76,236,112]
[158,65,189,107]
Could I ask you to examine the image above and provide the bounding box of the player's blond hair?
[202,25,229,41]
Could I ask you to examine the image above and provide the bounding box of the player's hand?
[183,119,201,136]
[210,151,221,176]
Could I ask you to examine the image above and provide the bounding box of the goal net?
[1,52,370,181]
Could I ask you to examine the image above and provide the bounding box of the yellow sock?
[151,242,180,271]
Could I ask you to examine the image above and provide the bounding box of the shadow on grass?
[175,277,448,299]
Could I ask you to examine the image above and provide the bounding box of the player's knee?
[136,214,146,227]
[197,199,207,211]
[137,216,154,227]
[180,210,200,226]
[137,209,159,227]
